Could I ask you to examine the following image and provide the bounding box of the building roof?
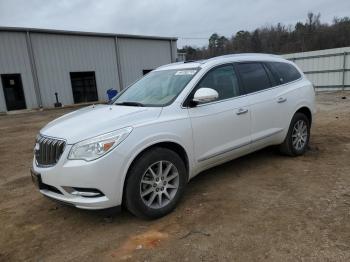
[0,26,178,41]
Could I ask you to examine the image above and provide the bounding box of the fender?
[117,132,194,202]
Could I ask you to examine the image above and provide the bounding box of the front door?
[187,64,251,170]
[1,74,26,111]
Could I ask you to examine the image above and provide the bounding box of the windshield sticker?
[175,70,197,76]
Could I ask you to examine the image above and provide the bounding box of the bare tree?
[178,12,350,60]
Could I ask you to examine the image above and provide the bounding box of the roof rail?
[197,53,282,64]
[211,53,279,59]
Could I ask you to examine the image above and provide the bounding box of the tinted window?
[267,62,301,84]
[262,64,279,87]
[196,65,240,102]
[236,63,271,93]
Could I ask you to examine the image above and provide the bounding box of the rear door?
[235,62,285,147]
[187,64,251,169]
[265,61,303,129]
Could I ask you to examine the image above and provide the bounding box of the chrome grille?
[35,135,66,166]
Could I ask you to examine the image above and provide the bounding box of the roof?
[0,26,178,41]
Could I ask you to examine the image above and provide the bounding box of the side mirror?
[192,88,219,104]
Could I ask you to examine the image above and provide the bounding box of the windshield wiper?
[115,101,145,107]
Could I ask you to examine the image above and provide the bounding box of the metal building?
[0,27,177,112]
[283,46,350,91]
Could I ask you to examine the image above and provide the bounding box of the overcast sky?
[0,0,349,47]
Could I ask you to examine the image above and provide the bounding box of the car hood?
[40,105,162,144]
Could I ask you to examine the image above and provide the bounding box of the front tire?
[124,147,187,219]
[279,112,310,156]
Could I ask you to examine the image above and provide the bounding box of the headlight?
[68,127,132,161]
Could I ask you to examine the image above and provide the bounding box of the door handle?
[277,97,287,103]
[236,108,248,115]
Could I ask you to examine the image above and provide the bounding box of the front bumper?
[32,144,129,210]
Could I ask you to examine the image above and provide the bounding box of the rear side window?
[262,64,279,87]
[236,63,271,94]
[267,62,301,84]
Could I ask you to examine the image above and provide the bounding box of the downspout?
[170,39,174,62]
[25,31,42,108]
[114,36,124,90]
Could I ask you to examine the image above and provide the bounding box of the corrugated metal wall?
[0,30,177,112]
[117,38,173,88]
[0,32,37,111]
[30,33,120,107]
[283,47,350,91]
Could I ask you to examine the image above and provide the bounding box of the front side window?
[267,62,301,84]
[194,65,240,102]
[236,63,271,94]
[114,68,198,107]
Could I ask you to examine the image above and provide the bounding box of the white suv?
[31,54,315,219]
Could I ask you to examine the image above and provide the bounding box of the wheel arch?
[295,106,312,126]
[121,140,190,204]
[133,141,190,173]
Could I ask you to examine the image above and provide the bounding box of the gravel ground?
[0,91,349,261]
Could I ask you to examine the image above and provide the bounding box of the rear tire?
[279,112,310,156]
[124,147,187,219]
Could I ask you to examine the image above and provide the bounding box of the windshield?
[114,68,198,107]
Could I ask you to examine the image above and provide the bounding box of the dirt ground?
[0,92,350,261]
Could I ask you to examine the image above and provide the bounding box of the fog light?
[71,191,101,197]
[63,187,104,198]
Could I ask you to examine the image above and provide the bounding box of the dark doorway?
[1,74,26,111]
[70,71,98,103]
[143,69,153,75]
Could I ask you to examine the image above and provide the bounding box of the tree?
[233,30,251,52]
[179,13,350,59]
[307,12,321,32]
[251,30,262,52]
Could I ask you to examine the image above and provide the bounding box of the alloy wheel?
[292,120,308,151]
[140,161,179,209]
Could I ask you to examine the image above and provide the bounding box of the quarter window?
[195,65,240,102]
[236,63,271,94]
[267,62,301,84]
